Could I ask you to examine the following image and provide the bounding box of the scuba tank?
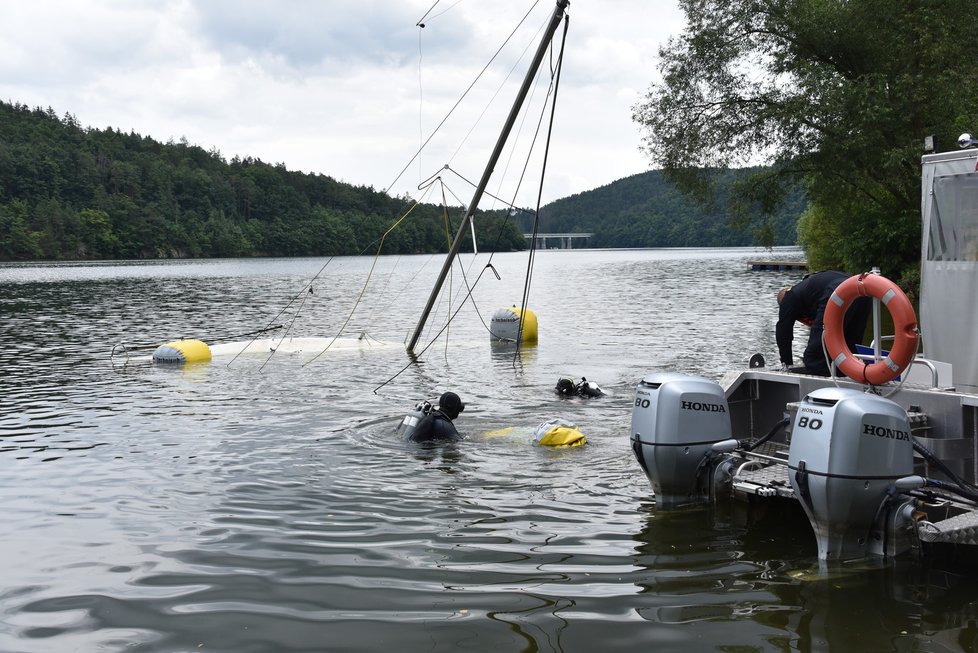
[395,400,432,440]
[578,377,604,397]
[396,399,463,443]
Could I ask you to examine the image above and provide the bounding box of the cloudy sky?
[1,1,687,206]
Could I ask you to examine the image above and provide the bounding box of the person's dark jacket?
[777,270,871,376]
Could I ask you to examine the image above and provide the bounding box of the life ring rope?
[822,272,919,385]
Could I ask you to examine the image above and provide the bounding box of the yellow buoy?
[533,419,586,448]
[485,426,516,437]
[152,339,212,364]
[489,306,538,343]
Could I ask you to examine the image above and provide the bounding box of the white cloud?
[0,0,687,205]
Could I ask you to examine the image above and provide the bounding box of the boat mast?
[407,0,570,354]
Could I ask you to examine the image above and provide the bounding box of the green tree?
[0,99,527,261]
[78,208,120,258]
[0,200,41,259]
[633,0,978,287]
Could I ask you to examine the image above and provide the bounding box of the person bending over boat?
[776,270,871,376]
[402,392,465,443]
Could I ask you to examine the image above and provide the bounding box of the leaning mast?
[407,0,569,354]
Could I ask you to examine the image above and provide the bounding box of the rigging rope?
[447,16,547,171]
[227,258,333,368]
[434,164,537,219]
[416,175,497,339]
[439,181,455,356]
[386,1,541,196]
[361,255,402,329]
[375,8,571,390]
[375,99,565,389]
[416,0,440,27]
[259,281,316,373]
[416,0,467,27]
[516,13,569,360]
[373,253,439,328]
[303,189,436,367]
[374,256,499,394]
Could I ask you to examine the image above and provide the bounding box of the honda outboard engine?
[788,387,914,561]
[631,372,731,508]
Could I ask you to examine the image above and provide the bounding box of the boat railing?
[850,334,947,389]
[849,351,944,389]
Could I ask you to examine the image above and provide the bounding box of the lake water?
[2,248,977,652]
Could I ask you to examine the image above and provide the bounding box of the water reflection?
[630,503,978,652]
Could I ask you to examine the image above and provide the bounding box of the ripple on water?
[5,251,977,652]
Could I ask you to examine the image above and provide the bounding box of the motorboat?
[631,135,978,564]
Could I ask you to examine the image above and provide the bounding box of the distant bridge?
[523,232,594,249]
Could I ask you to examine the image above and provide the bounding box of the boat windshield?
[928,172,978,261]
[921,156,978,391]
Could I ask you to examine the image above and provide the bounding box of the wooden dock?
[748,260,808,271]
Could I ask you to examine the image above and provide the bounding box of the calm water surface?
[2,248,977,652]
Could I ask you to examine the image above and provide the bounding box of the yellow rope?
[303,199,426,366]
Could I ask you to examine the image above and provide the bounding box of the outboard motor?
[788,387,914,561]
[631,372,731,508]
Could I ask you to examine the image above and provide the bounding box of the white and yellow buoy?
[489,306,538,344]
[152,339,212,364]
[533,418,586,448]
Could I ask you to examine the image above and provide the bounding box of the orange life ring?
[822,273,918,385]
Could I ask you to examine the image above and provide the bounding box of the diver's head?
[438,392,465,420]
[555,377,576,396]
[777,287,789,305]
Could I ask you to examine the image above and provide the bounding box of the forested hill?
[535,169,806,248]
[0,101,526,260]
[0,100,804,261]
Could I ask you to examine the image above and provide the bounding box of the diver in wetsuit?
[406,392,465,443]
[555,377,605,398]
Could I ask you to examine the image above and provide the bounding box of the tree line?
[0,101,526,261]
[15,0,973,272]
[534,167,805,248]
[1,99,812,263]
[634,0,978,295]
